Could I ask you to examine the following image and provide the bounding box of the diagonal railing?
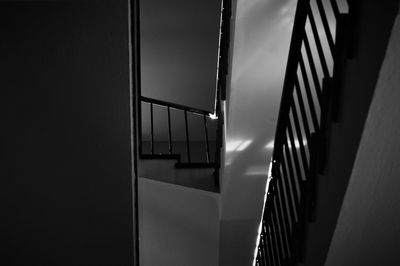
[255,0,353,265]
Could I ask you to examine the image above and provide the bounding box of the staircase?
[254,0,400,265]
[137,95,222,192]
[136,0,231,193]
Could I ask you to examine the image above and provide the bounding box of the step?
[139,159,218,192]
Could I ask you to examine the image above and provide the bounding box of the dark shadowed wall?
[1,2,135,265]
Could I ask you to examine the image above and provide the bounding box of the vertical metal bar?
[261,237,271,266]
[150,103,154,155]
[283,139,301,211]
[267,221,279,266]
[307,4,330,79]
[203,115,211,163]
[260,238,268,266]
[303,34,323,105]
[316,0,335,56]
[269,211,283,266]
[184,110,191,163]
[167,106,173,154]
[295,78,312,145]
[276,177,293,260]
[262,234,272,266]
[291,99,310,177]
[139,101,143,155]
[271,200,285,264]
[280,161,297,225]
[330,0,340,19]
[257,242,262,266]
[264,222,275,266]
[257,248,264,266]
[274,182,291,259]
[299,56,320,131]
[287,123,304,183]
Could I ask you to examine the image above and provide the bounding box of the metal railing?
[137,1,231,188]
[255,0,353,265]
[140,96,217,166]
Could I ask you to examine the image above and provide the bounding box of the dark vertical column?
[203,115,211,163]
[184,110,191,163]
[167,106,173,154]
[150,102,154,155]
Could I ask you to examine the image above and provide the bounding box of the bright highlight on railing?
[252,160,274,266]
[209,113,218,120]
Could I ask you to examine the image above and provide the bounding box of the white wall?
[325,5,400,265]
[139,178,220,266]
[219,0,297,265]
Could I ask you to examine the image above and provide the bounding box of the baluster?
[167,106,173,154]
[316,0,335,57]
[271,198,285,264]
[150,103,154,155]
[299,56,320,132]
[274,180,292,259]
[280,160,297,226]
[266,221,278,266]
[330,0,340,19]
[291,99,310,177]
[184,110,191,163]
[295,78,312,145]
[203,115,211,163]
[303,34,323,105]
[287,123,304,183]
[283,138,301,213]
[307,4,330,79]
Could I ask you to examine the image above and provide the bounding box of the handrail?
[255,0,351,265]
[141,96,213,117]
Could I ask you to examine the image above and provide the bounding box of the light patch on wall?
[265,140,274,149]
[226,139,253,152]
[226,140,243,152]
[245,165,267,176]
[237,140,252,151]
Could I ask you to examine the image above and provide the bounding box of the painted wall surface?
[1,2,135,265]
[299,1,400,265]
[325,6,400,266]
[219,0,297,265]
[140,0,221,113]
[139,178,219,266]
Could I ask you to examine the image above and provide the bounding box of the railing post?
[150,103,154,155]
[167,106,173,154]
[203,115,210,163]
[184,110,191,163]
